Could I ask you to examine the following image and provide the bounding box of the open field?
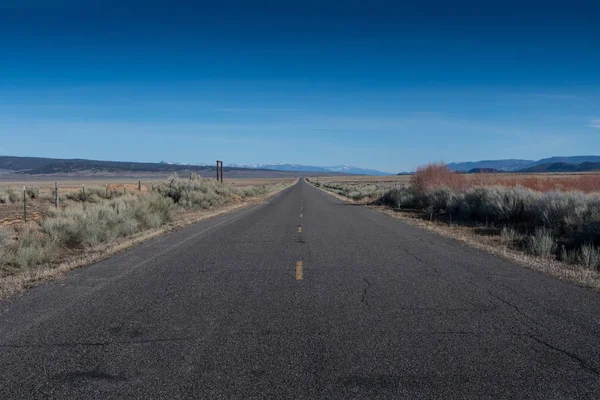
[0,175,295,298]
[311,171,600,192]
[308,168,600,290]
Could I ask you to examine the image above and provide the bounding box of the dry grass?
[465,172,600,193]
[310,171,600,193]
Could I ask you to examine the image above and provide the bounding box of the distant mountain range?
[4,155,599,177]
[223,163,392,176]
[448,156,600,173]
[518,162,600,173]
[0,156,390,176]
[447,159,535,172]
[1,156,219,175]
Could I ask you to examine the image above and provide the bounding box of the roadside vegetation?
[309,166,600,288]
[0,175,293,298]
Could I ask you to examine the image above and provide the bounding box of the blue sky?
[1,1,599,172]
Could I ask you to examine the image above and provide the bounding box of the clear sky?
[1,0,599,172]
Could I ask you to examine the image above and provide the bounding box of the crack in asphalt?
[528,334,600,377]
[403,247,440,276]
[464,278,547,330]
[361,278,372,308]
[488,292,547,331]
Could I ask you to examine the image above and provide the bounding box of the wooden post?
[220,162,223,183]
[105,184,108,198]
[82,184,85,200]
[216,161,219,181]
[55,181,59,209]
[124,184,127,195]
[138,180,141,192]
[23,186,27,222]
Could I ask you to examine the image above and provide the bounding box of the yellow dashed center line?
[297,200,305,280]
[296,261,303,280]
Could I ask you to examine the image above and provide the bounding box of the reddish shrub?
[410,163,466,194]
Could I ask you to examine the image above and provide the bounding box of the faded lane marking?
[296,261,303,280]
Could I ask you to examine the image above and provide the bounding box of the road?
[1,179,600,399]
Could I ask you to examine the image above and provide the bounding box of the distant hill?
[534,156,600,165]
[447,159,535,172]
[0,156,219,174]
[518,162,600,173]
[0,156,67,172]
[468,168,502,173]
[448,156,600,172]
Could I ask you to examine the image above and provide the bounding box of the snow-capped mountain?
[160,161,208,167]
[224,163,392,176]
[159,160,391,175]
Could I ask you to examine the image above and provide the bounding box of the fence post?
[138,180,141,192]
[23,186,27,222]
[105,184,108,198]
[55,181,59,209]
[82,184,85,200]
[124,185,126,195]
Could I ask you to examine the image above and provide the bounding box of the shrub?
[0,226,13,247]
[66,186,109,202]
[459,186,539,223]
[578,243,600,269]
[410,164,466,195]
[537,191,587,235]
[424,186,456,214]
[14,228,53,269]
[0,190,21,204]
[153,175,275,208]
[560,245,579,264]
[500,226,519,245]
[380,188,417,208]
[25,187,40,199]
[42,193,173,248]
[527,227,557,257]
[1,187,40,201]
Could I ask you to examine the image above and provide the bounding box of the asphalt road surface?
[1,179,600,399]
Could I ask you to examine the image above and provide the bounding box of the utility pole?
[216,160,223,183]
